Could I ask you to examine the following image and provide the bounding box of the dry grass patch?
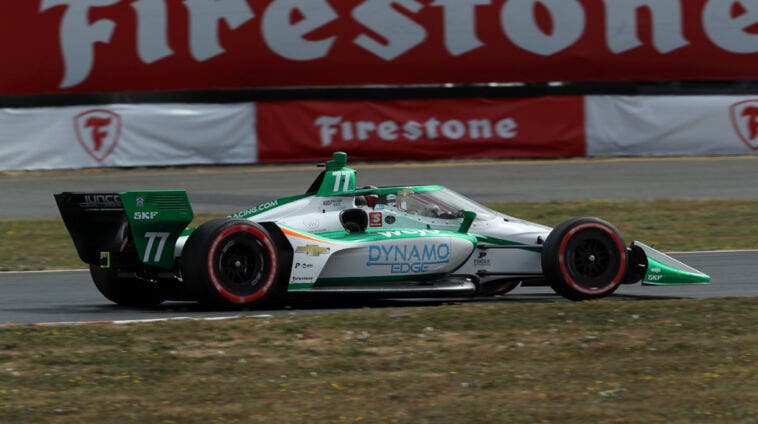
[0,298,755,423]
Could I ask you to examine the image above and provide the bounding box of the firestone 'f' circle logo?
[74,109,122,161]
[730,100,758,151]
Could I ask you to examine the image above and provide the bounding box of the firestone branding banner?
[2,0,758,95]
[586,96,758,156]
[0,104,256,171]
[256,97,585,162]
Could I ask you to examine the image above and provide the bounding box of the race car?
[55,152,709,307]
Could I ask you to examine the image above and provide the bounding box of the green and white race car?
[55,152,709,307]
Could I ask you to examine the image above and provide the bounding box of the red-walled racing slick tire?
[541,217,628,301]
[181,219,288,307]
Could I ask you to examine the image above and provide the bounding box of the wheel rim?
[215,233,267,296]
[571,238,611,279]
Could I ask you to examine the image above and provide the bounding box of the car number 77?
[332,171,351,192]
[144,232,170,262]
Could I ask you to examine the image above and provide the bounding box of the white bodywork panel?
[175,189,553,289]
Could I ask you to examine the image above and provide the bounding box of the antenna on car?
[318,152,347,168]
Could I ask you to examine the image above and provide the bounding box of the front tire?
[541,217,628,301]
[89,265,166,306]
[181,219,287,307]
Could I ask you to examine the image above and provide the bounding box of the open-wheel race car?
[55,152,709,307]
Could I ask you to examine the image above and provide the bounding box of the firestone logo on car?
[74,109,122,161]
[730,99,758,151]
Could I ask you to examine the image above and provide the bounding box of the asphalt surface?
[2,156,758,219]
[0,251,756,325]
[1,157,756,324]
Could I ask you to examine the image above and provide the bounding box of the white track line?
[6,314,274,327]
[667,249,758,255]
[0,269,87,275]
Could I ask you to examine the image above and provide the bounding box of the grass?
[0,298,755,423]
[2,200,758,271]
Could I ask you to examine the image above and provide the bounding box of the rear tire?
[181,219,288,307]
[89,265,166,306]
[541,217,627,301]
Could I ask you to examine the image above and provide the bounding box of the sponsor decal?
[295,245,330,257]
[258,97,585,161]
[369,212,382,228]
[136,196,144,207]
[292,276,315,283]
[317,116,517,147]
[303,218,320,229]
[133,211,158,221]
[322,199,345,210]
[78,194,122,209]
[377,229,441,239]
[647,267,662,278]
[730,99,758,150]
[367,243,450,274]
[17,1,758,94]
[473,251,490,267]
[646,267,664,282]
[74,109,122,162]
[384,215,396,224]
[294,262,315,270]
[229,200,279,218]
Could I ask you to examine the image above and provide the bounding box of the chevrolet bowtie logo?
[295,245,330,256]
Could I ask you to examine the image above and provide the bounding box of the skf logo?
[134,211,158,221]
[295,245,330,257]
[730,100,758,151]
[74,109,122,161]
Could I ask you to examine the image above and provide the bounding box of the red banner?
[256,97,585,161]
[2,0,758,95]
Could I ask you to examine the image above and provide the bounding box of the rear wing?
[55,191,193,270]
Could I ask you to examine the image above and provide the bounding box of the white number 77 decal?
[144,232,170,262]
[332,171,351,192]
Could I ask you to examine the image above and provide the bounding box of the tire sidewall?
[182,219,283,306]
[542,217,627,300]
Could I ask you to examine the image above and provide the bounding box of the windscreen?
[387,188,499,221]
